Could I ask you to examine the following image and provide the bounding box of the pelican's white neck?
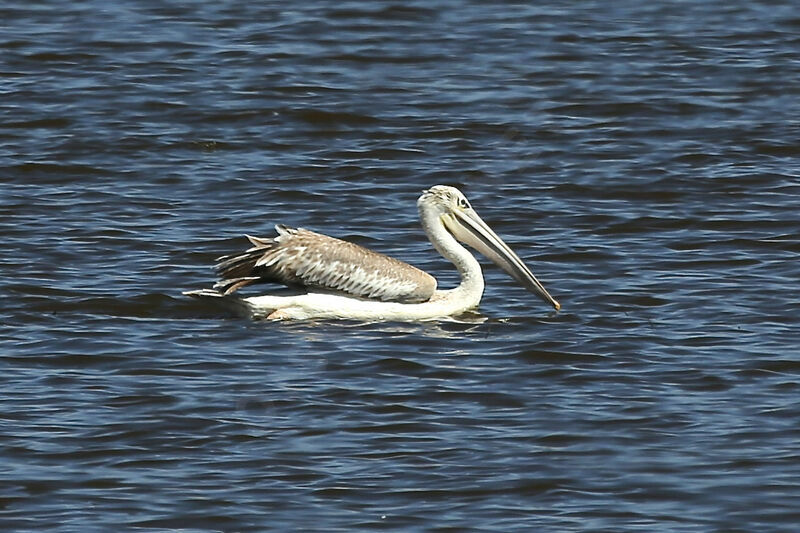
[419,204,484,300]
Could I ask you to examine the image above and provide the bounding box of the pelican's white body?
[245,284,481,321]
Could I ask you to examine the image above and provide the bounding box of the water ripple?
[2,0,800,531]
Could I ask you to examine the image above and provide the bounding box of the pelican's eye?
[458,197,470,209]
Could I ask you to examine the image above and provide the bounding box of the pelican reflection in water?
[185,185,559,320]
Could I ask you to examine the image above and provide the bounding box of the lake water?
[2,1,799,530]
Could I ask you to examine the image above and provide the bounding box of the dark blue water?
[3,1,800,530]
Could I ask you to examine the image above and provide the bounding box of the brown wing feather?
[214,225,437,302]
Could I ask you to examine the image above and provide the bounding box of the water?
[2,1,800,530]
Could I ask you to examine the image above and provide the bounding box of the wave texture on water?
[2,0,800,530]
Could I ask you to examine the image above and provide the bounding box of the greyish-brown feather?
[214,225,437,302]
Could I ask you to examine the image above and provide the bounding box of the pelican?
[184,185,559,320]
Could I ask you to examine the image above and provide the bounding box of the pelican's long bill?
[441,207,561,311]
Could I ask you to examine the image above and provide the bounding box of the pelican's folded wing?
[214,225,437,303]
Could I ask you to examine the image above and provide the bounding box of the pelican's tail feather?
[213,234,276,294]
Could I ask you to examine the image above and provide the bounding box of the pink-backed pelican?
[184,185,560,320]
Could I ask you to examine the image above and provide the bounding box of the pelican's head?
[418,185,560,311]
